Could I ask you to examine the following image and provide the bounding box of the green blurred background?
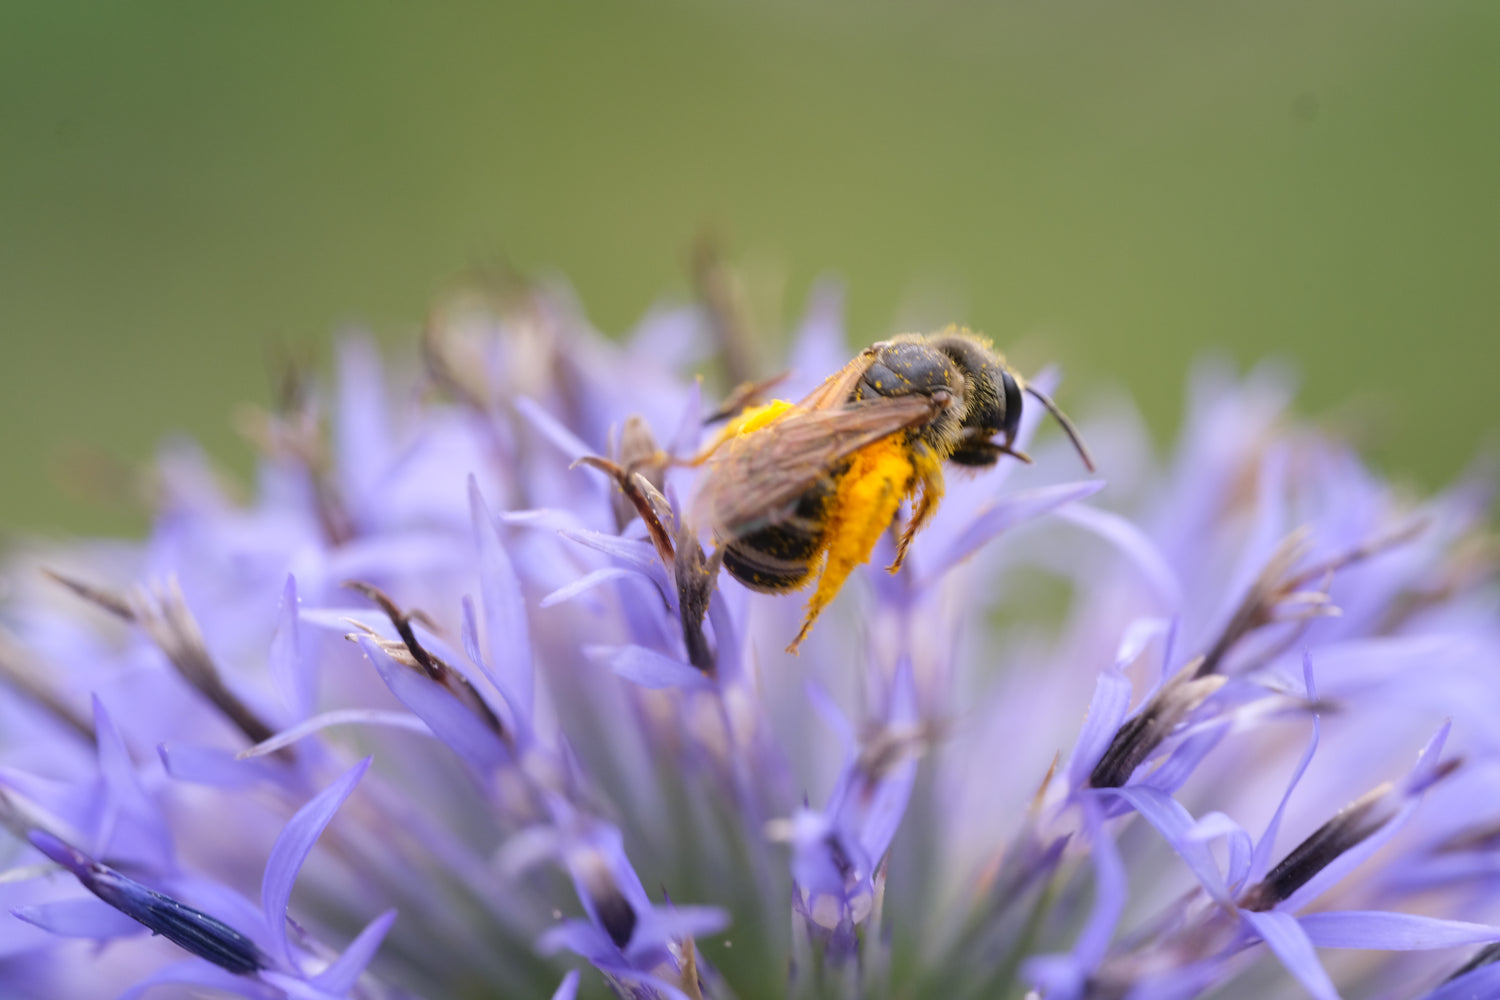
[3,1,1496,537]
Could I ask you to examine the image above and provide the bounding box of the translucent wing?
[794,344,882,411]
[697,393,941,539]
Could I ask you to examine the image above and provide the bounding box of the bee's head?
[929,331,1096,473]
[926,333,1013,467]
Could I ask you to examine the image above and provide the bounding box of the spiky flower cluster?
[1,283,1497,1000]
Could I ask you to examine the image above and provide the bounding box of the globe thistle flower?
[1,280,1497,1000]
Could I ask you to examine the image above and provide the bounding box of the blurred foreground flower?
[2,283,1498,1000]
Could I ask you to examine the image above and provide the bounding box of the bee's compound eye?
[1000,370,1024,444]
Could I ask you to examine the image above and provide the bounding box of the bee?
[693,328,1095,653]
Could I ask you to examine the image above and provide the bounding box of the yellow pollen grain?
[721,399,794,438]
[790,437,914,650]
[702,399,797,457]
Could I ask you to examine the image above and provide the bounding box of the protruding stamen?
[343,581,509,743]
[1238,784,1394,912]
[0,631,93,741]
[1089,659,1225,788]
[133,579,284,755]
[578,850,638,950]
[674,532,718,674]
[43,569,135,622]
[30,833,267,976]
[573,454,677,569]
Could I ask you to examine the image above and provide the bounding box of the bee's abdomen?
[721,485,830,593]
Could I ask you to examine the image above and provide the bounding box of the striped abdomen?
[720,477,835,593]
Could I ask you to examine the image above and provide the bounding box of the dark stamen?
[674,532,718,674]
[578,856,638,950]
[573,455,677,568]
[44,569,135,622]
[0,633,93,741]
[1239,785,1392,912]
[343,581,509,743]
[1089,663,1224,788]
[133,580,287,758]
[233,402,352,547]
[31,833,267,976]
[1197,523,1427,679]
[1444,942,1500,984]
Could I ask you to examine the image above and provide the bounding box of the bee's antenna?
[1024,383,1097,473]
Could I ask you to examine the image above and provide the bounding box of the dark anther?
[1089,663,1224,789]
[610,416,670,532]
[573,455,676,568]
[343,581,443,680]
[43,569,135,622]
[673,530,718,674]
[855,722,939,786]
[234,397,352,547]
[1197,522,1427,679]
[1196,534,1321,678]
[132,580,285,757]
[33,834,267,976]
[1241,758,1466,913]
[579,861,638,950]
[0,632,94,741]
[130,883,267,974]
[1239,786,1390,912]
[344,581,509,744]
[825,832,856,883]
[1444,941,1500,984]
[597,892,639,950]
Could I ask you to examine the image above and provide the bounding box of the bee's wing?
[795,346,882,412]
[698,394,939,539]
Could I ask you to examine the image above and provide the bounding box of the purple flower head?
[2,279,1496,1000]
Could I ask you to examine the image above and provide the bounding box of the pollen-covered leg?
[787,439,914,653]
[888,449,946,574]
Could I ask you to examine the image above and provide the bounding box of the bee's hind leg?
[887,459,946,574]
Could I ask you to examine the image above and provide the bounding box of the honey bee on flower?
[691,327,1096,651]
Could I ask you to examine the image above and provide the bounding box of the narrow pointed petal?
[1066,663,1134,789]
[588,644,711,691]
[1424,963,1500,1000]
[115,960,281,1000]
[470,477,535,717]
[1298,912,1500,951]
[1105,785,1235,904]
[926,480,1104,581]
[551,969,581,1000]
[1058,503,1183,611]
[309,908,398,995]
[1241,909,1340,1000]
[269,575,315,720]
[358,635,508,773]
[261,758,371,967]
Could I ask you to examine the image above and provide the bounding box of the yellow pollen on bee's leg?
[786,439,914,653]
[889,447,946,574]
